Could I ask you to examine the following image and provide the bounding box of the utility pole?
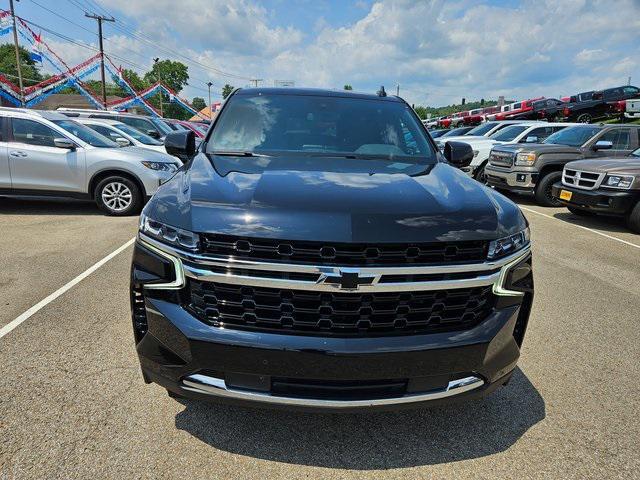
[206,81,213,119]
[396,84,400,96]
[85,12,115,108]
[9,0,24,106]
[154,57,163,117]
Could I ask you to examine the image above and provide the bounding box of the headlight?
[488,227,530,260]
[603,175,634,189]
[141,161,178,172]
[515,152,536,166]
[139,213,199,250]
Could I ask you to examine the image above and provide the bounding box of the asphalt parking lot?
[1,194,639,479]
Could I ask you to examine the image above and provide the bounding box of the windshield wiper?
[210,150,271,157]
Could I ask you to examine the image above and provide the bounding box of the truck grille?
[562,169,605,190]
[188,280,494,337]
[489,151,514,168]
[200,235,488,266]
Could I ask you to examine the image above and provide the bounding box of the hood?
[146,153,526,244]
[90,146,177,163]
[566,156,640,175]
[436,135,487,143]
[492,142,582,155]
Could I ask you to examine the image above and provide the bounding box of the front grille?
[188,280,494,336]
[562,169,604,190]
[200,235,488,266]
[489,151,514,168]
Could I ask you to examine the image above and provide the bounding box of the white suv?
[0,108,180,215]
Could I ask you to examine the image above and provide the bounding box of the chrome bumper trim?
[181,374,485,408]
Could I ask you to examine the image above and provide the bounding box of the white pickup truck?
[625,99,640,119]
[437,122,575,182]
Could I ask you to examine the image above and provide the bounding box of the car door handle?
[9,151,27,157]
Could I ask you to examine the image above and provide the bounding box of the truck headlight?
[141,161,178,172]
[488,227,530,260]
[515,152,536,166]
[139,213,199,250]
[603,175,634,189]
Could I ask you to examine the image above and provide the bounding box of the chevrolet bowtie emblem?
[318,268,377,290]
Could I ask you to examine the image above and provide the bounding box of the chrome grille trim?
[138,234,531,296]
[562,168,605,191]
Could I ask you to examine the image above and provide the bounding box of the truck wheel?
[95,175,143,216]
[534,171,563,207]
[626,202,640,234]
[568,206,594,217]
[576,113,592,123]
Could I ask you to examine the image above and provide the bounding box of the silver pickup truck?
[625,99,640,120]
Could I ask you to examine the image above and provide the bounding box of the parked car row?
[423,84,640,128]
[0,108,182,215]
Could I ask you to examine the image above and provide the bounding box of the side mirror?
[444,141,474,168]
[593,140,613,151]
[147,130,161,139]
[54,138,75,149]
[115,137,131,147]
[524,136,538,143]
[164,130,196,161]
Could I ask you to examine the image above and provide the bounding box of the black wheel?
[94,175,143,216]
[534,171,563,207]
[576,113,592,123]
[473,162,488,184]
[568,206,594,217]
[626,202,640,234]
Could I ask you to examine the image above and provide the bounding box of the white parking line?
[520,206,640,250]
[0,237,136,340]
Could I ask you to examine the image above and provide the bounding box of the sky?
[5,0,640,107]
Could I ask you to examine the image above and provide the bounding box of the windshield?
[630,148,640,158]
[442,127,471,137]
[544,126,602,147]
[207,93,437,171]
[151,118,173,134]
[489,125,528,142]
[466,122,498,136]
[52,120,118,148]
[429,129,449,138]
[114,123,163,145]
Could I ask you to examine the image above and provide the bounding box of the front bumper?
[551,183,638,215]
[485,165,538,193]
[131,239,533,411]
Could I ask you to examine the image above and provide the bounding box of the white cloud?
[91,0,640,106]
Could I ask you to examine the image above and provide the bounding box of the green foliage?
[343,84,353,90]
[0,44,43,86]
[144,59,189,93]
[119,68,147,92]
[222,84,234,99]
[191,97,206,111]
[413,100,500,119]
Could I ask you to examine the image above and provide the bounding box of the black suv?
[485,125,640,206]
[562,85,640,123]
[130,88,533,411]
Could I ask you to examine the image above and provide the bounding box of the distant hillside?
[414,99,509,119]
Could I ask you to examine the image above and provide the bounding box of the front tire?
[534,171,563,207]
[95,176,142,216]
[576,113,592,123]
[626,202,640,234]
[474,162,488,184]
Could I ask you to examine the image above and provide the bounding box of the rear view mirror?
[147,130,161,139]
[444,141,474,168]
[525,136,538,143]
[164,130,196,161]
[115,137,131,147]
[593,140,613,151]
[54,138,75,149]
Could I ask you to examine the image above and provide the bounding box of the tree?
[222,84,234,99]
[343,84,353,90]
[119,68,147,92]
[0,44,43,87]
[143,59,189,93]
[192,97,206,111]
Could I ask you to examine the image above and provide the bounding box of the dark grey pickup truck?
[552,149,640,232]
[485,124,640,206]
